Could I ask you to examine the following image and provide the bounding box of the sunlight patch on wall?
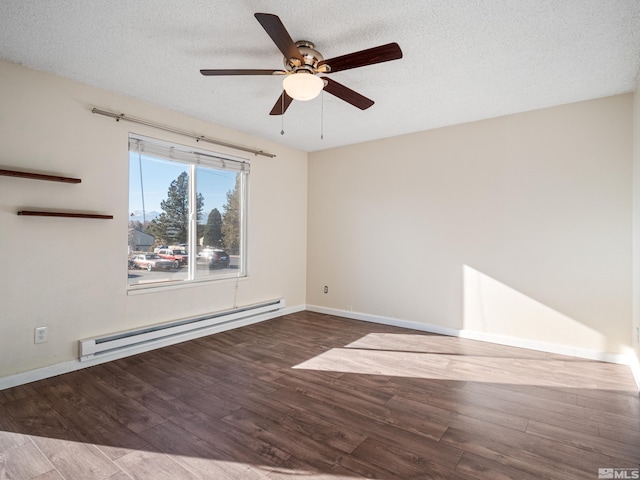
[463,265,605,352]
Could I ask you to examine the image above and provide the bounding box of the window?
[128,135,248,287]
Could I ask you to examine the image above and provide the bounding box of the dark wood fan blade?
[255,13,304,62]
[318,42,402,73]
[200,69,285,76]
[322,78,374,110]
[269,91,294,115]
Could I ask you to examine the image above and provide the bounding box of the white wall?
[308,95,633,358]
[0,60,308,378]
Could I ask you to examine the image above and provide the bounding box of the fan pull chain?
[280,93,285,135]
[320,90,324,140]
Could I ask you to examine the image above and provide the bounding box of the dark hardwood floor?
[0,311,638,479]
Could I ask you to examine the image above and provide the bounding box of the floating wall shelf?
[0,168,81,184]
[2,167,112,219]
[18,210,113,220]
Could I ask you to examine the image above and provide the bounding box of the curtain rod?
[91,108,276,158]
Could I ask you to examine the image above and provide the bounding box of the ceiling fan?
[200,13,403,115]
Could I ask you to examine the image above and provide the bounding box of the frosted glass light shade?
[282,73,324,101]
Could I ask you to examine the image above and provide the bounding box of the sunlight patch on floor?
[0,431,355,480]
[294,334,634,391]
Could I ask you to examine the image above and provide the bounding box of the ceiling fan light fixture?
[282,73,324,101]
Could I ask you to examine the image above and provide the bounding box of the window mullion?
[188,164,197,280]
[239,172,247,275]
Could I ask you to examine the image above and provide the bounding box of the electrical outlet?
[34,326,48,344]
[324,286,328,294]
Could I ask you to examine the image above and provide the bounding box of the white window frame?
[128,134,249,291]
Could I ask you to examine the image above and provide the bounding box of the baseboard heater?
[79,299,284,362]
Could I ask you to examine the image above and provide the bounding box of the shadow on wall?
[462,265,606,354]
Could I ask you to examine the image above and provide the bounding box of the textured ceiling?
[1,1,640,152]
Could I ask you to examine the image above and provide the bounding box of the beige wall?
[0,60,308,377]
[308,95,633,357]
[1,56,636,382]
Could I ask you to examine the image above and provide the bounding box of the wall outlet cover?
[34,326,48,344]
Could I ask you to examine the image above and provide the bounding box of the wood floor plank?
[169,412,291,470]
[455,451,545,480]
[3,394,87,442]
[273,370,393,420]
[576,389,640,417]
[33,469,66,480]
[0,311,638,480]
[0,383,37,405]
[0,413,30,451]
[220,406,349,472]
[157,397,292,469]
[37,380,148,455]
[271,381,449,445]
[461,380,640,432]
[482,382,579,405]
[117,358,205,399]
[350,434,462,478]
[136,389,197,421]
[598,422,640,447]
[137,419,220,459]
[286,366,394,406]
[226,391,368,454]
[174,385,243,420]
[187,358,283,402]
[440,413,640,476]
[31,436,120,480]
[105,473,134,480]
[85,361,157,400]
[133,420,271,479]
[388,387,530,433]
[66,370,166,434]
[450,384,599,436]
[160,342,285,386]
[526,419,640,463]
[95,444,154,464]
[441,425,595,479]
[265,464,349,480]
[0,438,56,480]
[114,450,200,480]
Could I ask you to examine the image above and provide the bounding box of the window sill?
[127,273,247,295]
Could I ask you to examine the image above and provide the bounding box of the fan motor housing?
[284,41,324,73]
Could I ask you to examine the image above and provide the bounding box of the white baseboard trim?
[307,304,461,338]
[307,304,635,369]
[0,304,305,392]
[5,304,638,393]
